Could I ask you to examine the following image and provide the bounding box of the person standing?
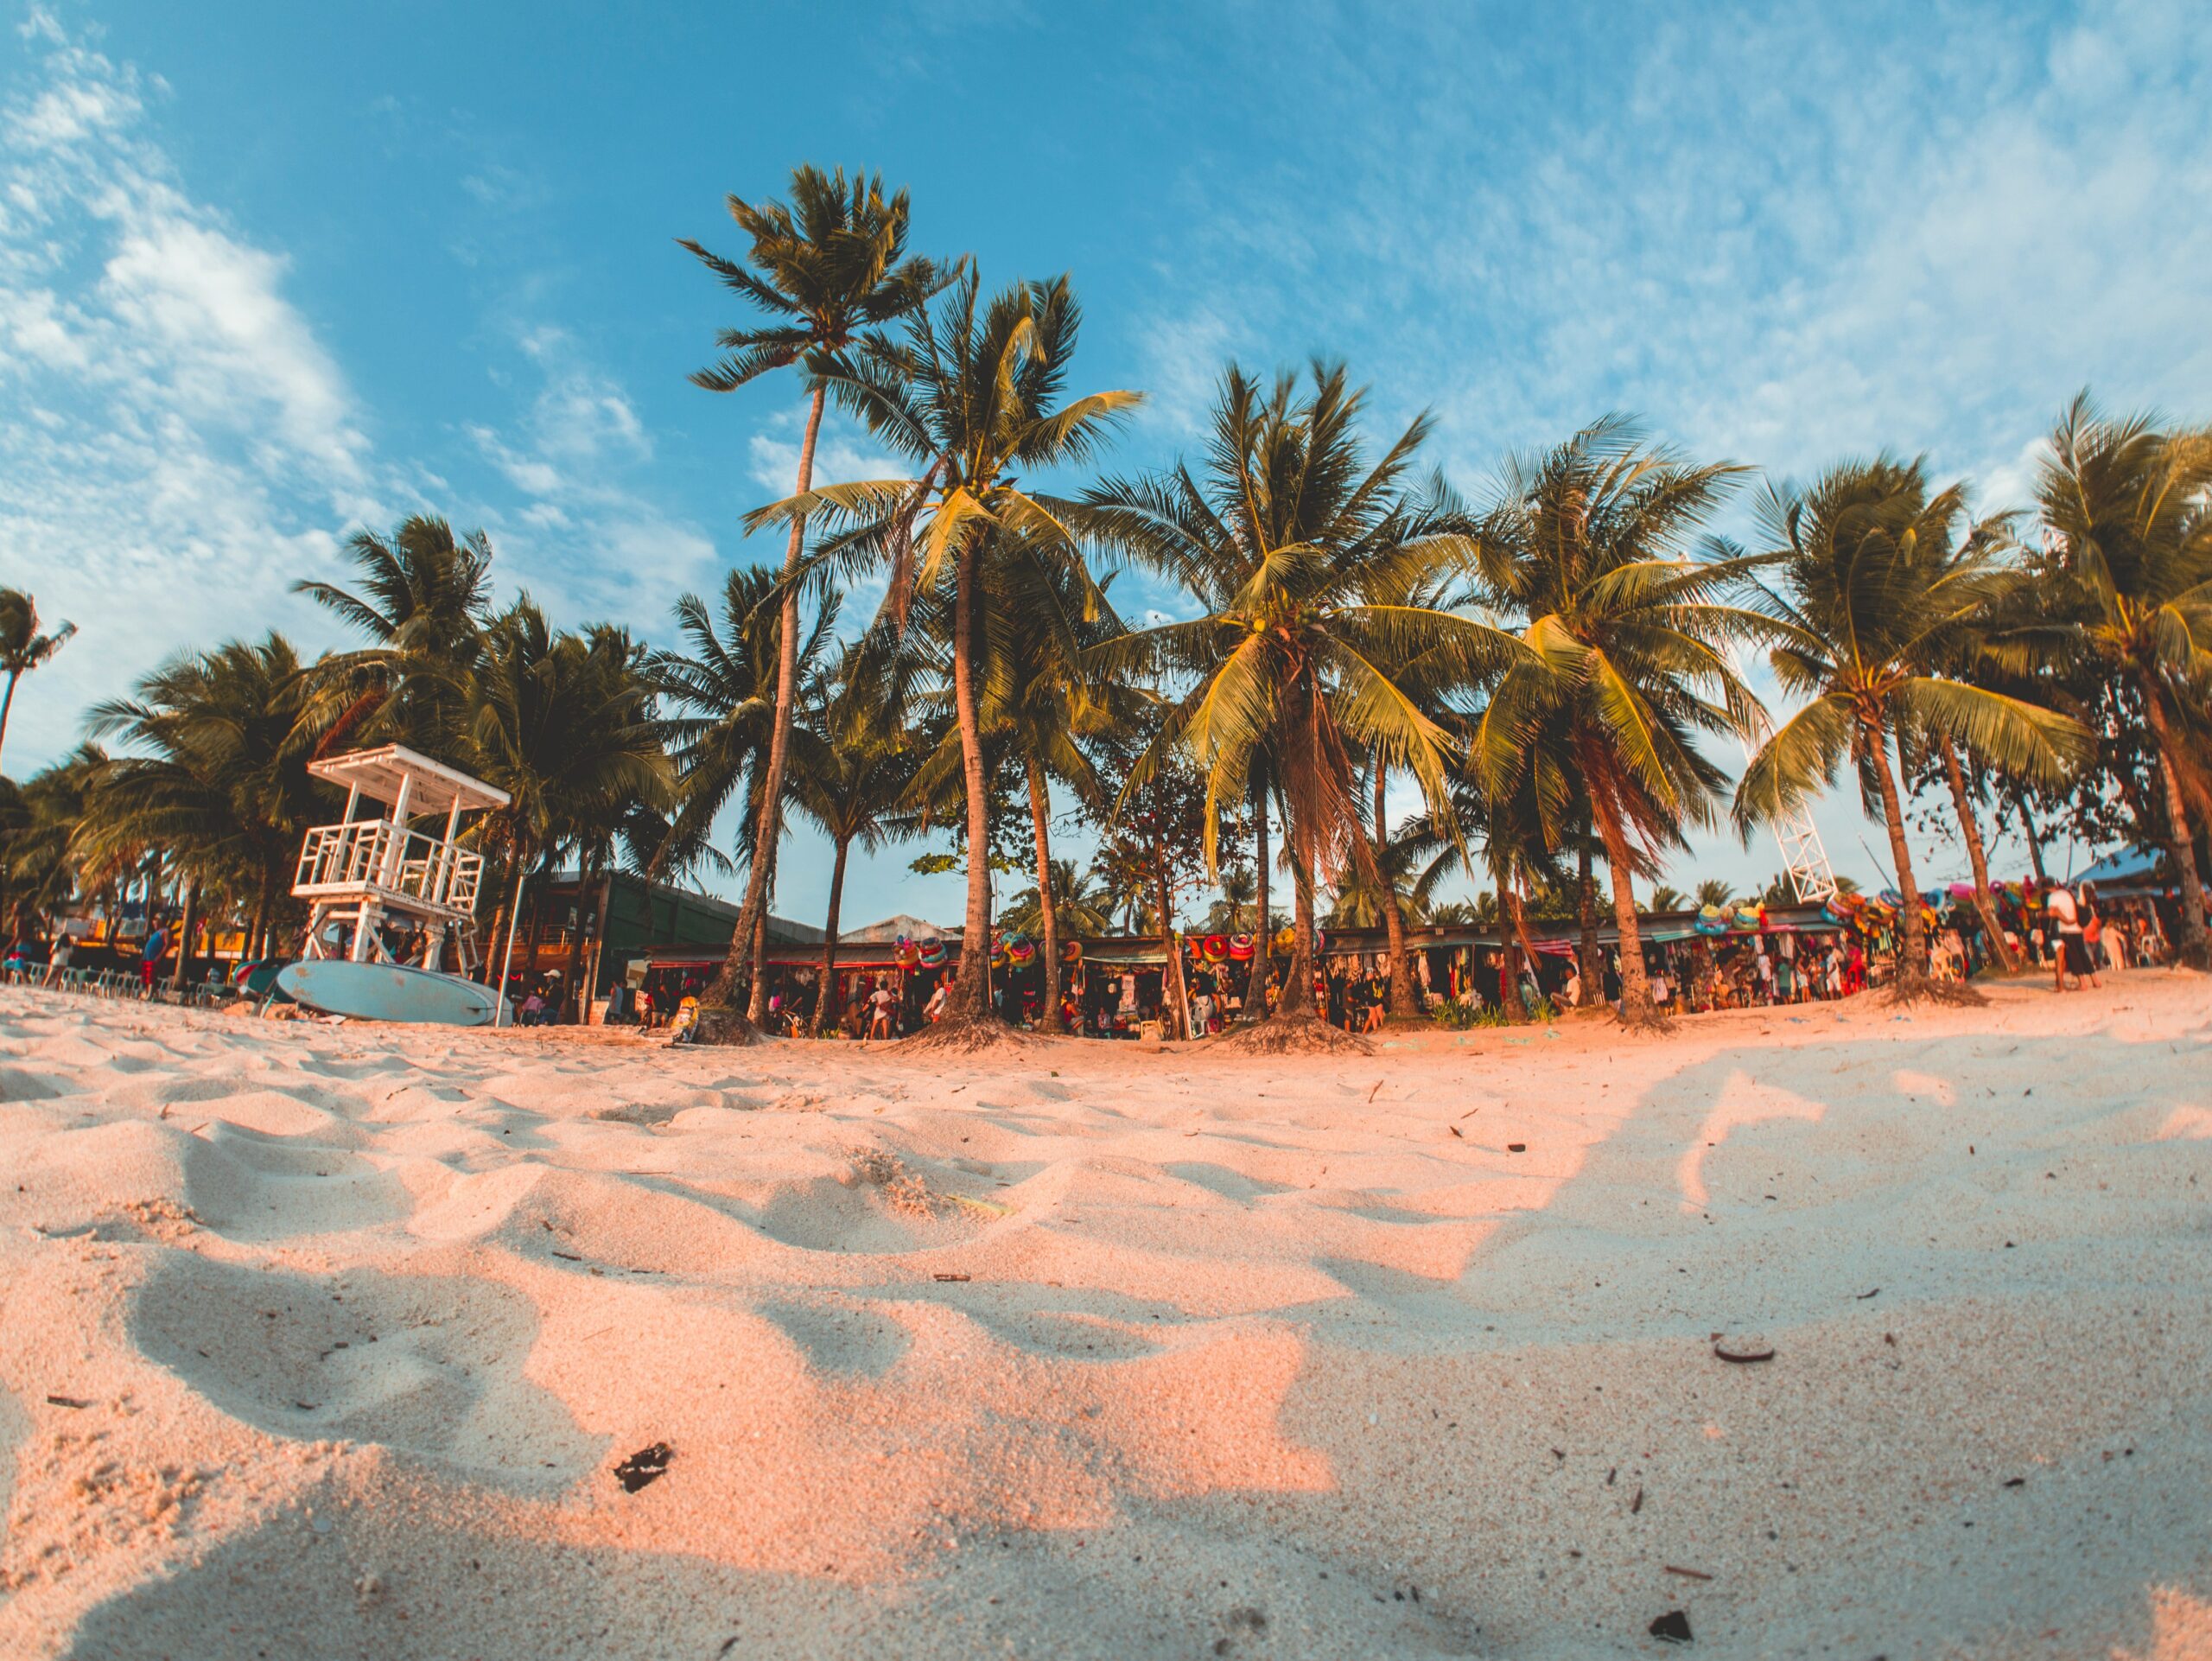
[141,920,168,996]
[2043,879,2097,992]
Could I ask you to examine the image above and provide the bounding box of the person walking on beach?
[867,977,898,1039]
[42,931,74,988]
[2044,879,2100,992]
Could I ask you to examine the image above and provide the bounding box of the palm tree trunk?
[2011,788,2048,885]
[169,879,197,992]
[1866,717,1932,995]
[1936,732,2018,974]
[1577,831,1600,1003]
[0,670,17,773]
[1024,756,1063,1030]
[1366,766,1421,1020]
[1591,788,1661,1028]
[1275,847,1316,1018]
[1154,857,1187,1039]
[949,531,995,1024]
[1249,772,1271,1011]
[1495,870,1525,1022]
[248,865,272,964]
[2139,676,2212,971]
[810,836,850,1036]
[714,381,826,1021]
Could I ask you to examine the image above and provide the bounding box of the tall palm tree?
[747,270,1141,1029]
[465,602,672,994]
[787,639,925,1034]
[2028,394,2212,970]
[0,588,77,774]
[681,166,949,1028]
[1089,364,1522,1029]
[294,517,495,758]
[1732,457,2087,999]
[1471,417,1762,1028]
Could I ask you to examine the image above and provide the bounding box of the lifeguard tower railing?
[295,820,485,918]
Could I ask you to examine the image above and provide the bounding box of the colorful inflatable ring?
[1062,937,1083,966]
[1273,926,1296,954]
[1007,935,1036,966]
[1227,933,1255,962]
[1694,903,1729,936]
[893,935,922,970]
[1201,934,1229,963]
[918,936,946,968]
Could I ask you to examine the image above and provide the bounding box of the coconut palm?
[681,166,949,1028]
[2027,394,2212,969]
[464,602,672,995]
[1732,457,2087,998]
[787,638,926,1034]
[1002,858,1117,939]
[1088,363,1523,1030]
[747,270,1141,1029]
[0,744,105,937]
[648,567,839,912]
[0,588,77,774]
[85,635,333,960]
[293,517,495,757]
[1471,416,1764,1028]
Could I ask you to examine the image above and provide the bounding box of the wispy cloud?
[0,8,379,762]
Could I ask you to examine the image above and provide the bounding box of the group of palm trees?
[3,162,2208,1037]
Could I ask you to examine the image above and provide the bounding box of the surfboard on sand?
[276,959,509,1027]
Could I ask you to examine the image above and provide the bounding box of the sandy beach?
[2,977,2209,1659]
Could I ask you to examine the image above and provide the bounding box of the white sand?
[2,974,2209,1659]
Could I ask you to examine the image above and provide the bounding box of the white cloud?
[0,15,383,767]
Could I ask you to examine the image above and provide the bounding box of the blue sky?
[3,1,2208,926]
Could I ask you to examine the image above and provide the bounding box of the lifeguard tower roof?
[308,744,509,816]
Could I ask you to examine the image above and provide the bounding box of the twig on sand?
[1662,1565,1713,1581]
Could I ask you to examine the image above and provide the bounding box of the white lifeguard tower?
[293,745,509,973]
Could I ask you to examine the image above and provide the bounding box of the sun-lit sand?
[2,975,2209,1658]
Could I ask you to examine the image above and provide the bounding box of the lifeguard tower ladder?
[292,745,510,973]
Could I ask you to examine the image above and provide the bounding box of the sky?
[2,0,2208,927]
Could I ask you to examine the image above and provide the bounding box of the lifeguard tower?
[292,745,509,974]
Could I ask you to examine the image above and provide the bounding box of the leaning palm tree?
[680,166,948,1028]
[1731,457,2088,1000]
[747,270,1141,1033]
[1088,364,1523,1036]
[294,516,495,758]
[2027,394,2212,970]
[1471,417,1764,1028]
[0,588,77,774]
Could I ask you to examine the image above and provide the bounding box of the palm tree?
[464,602,672,997]
[648,567,838,928]
[0,745,105,939]
[0,589,77,774]
[1471,416,1763,1028]
[681,166,948,1029]
[85,636,333,960]
[748,270,1141,1030]
[1647,885,1688,913]
[294,517,495,757]
[1694,878,1732,908]
[2028,394,2212,969]
[787,639,925,1034]
[1002,858,1117,938]
[1732,457,2087,999]
[1088,364,1522,1031]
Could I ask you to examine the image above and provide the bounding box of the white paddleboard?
[276,959,509,1027]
